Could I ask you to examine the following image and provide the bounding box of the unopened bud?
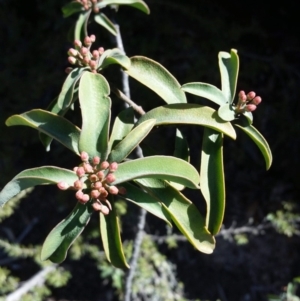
[90,34,96,42]
[101,205,110,215]
[251,96,262,105]
[80,194,90,203]
[238,90,247,102]
[68,56,77,65]
[118,186,127,195]
[74,40,82,48]
[88,60,97,69]
[105,173,116,183]
[93,6,99,13]
[73,180,83,190]
[92,50,99,60]
[65,67,73,74]
[93,181,102,189]
[75,190,84,200]
[80,47,89,56]
[99,187,108,198]
[109,162,118,172]
[92,156,100,165]
[97,170,104,179]
[83,162,94,173]
[98,47,105,54]
[68,48,78,57]
[91,189,100,198]
[108,185,119,195]
[245,104,257,112]
[76,166,86,177]
[92,202,102,211]
[84,36,92,46]
[247,91,256,100]
[80,151,89,162]
[57,181,69,190]
[100,161,109,170]
[89,174,98,182]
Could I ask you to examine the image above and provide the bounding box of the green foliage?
[0,267,19,295]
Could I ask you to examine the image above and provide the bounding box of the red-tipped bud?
[93,181,102,189]
[247,91,256,100]
[75,190,84,200]
[105,173,116,184]
[118,186,127,195]
[109,162,118,172]
[74,40,82,48]
[80,194,90,203]
[99,187,108,198]
[90,34,96,42]
[238,90,247,102]
[73,180,83,190]
[92,202,102,211]
[251,96,262,105]
[68,48,78,57]
[92,156,100,165]
[88,60,97,69]
[91,189,100,199]
[65,67,73,74]
[73,166,79,172]
[97,170,104,180]
[89,174,98,182]
[108,185,119,195]
[82,57,90,65]
[84,36,92,46]
[83,162,94,173]
[68,56,77,65]
[100,161,109,170]
[98,47,105,54]
[92,50,99,60]
[101,205,110,215]
[57,181,69,190]
[80,151,89,162]
[245,104,257,112]
[76,166,85,178]
[80,47,89,56]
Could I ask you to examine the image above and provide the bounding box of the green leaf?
[181,82,227,106]
[0,167,78,207]
[234,118,273,170]
[107,107,134,153]
[125,56,187,104]
[113,156,200,189]
[94,13,117,36]
[136,178,215,254]
[98,48,131,70]
[100,204,129,269]
[79,72,111,159]
[120,182,172,225]
[243,111,253,124]
[136,103,236,140]
[41,202,93,263]
[57,68,86,110]
[6,109,81,155]
[74,11,90,42]
[218,103,236,121]
[200,128,225,235]
[62,2,83,18]
[218,49,239,103]
[108,119,156,163]
[97,0,150,14]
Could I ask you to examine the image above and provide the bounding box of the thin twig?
[5,265,56,301]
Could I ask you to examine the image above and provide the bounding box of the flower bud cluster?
[66,36,105,74]
[57,151,126,214]
[235,90,262,114]
[75,0,99,13]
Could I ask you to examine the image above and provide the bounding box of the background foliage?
[1,0,300,300]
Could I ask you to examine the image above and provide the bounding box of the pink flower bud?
[93,6,99,13]
[88,60,97,69]
[90,34,96,42]
[68,48,78,57]
[101,205,110,215]
[80,47,89,56]
[80,151,89,162]
[109,162,118,172]
[65,67,73,74]
[92,202,102,211]
[118,187,127,195]
[89,174,98,182]
[68,56,77,65]
[57,181,69,190]
[91,189,100,199]
[76,166,85,178]
[83,162,94,173]
[105,173,116,184]
[93,181,102,189]
[245,104,257,112]
[73,166,79,172]
[99,187,108,198]
[108,185,119,195]
[73,180,83,190]
[80,194,90,203]
[82,57,90,65]
[84,36,92,46]
[251,96,262,105]
[97,170,104,180]
[98,47,104,54]
[238,90,247,103]
[75,190,84,200]
[247,91,256,100]
[92,50,99,60]
[100,161,109,170]
[92,156,100,165]
[74,40,82,48]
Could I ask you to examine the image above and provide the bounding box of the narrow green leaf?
[94,13,117,36]
[108,119,156,163]
[113,156,200,189]
[108,107,134,153]
[99,48,131,70]
[125,56,187,104]
[218,103,236,121]
[181,82,227,106]
[200,128,225,235]
[79,72,111,159]
[0,167,78,207]
[136,103,236,140]
[74,11,90,42]
[218,49,239,103]
[6,109,81,154]
[97,0,150,14]
[243,111,253,124]
[121,182,172,225]
[234,118,273,170]
[62,2,83,18]
[136,178,215,254]
[41,202,93,263]
[100,204,129,269]
[57,68,86,109]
